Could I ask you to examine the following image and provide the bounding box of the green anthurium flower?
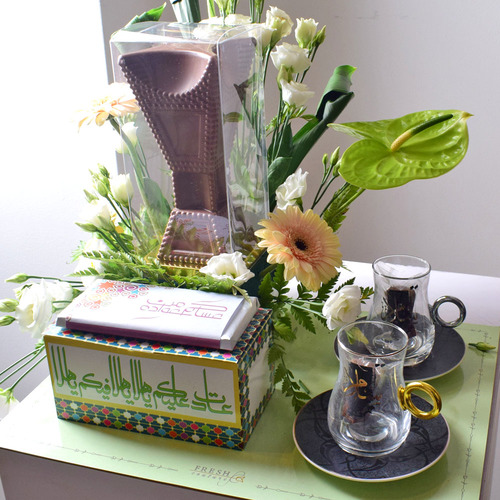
[330,110,472,190]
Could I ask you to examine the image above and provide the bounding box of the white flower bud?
[110,173,134,207]
[295,18,318,48]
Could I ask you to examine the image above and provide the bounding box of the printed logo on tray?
[191,465,246,486]
[47,343,240,425]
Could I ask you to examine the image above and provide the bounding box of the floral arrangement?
[0,1,470,416]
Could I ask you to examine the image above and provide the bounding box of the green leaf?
[333,110,471,190]
[258,272,274,308]
[169,0,201,22]
[142,177,170,239]
[268,343,285,365]
[316,274,340,301]
[124,3,167,27]
[273,320,294,342]
[290,305,315,334]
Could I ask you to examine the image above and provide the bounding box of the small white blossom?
[280,80,315,107]
[295,18,318,48]
[271,43,311,74]
[80,199,115,231]
[200,252,254,285]
[0,388,18,420]
[265,6,293,40]
[276,168,308,210]
[322,285,362,330]
[248,23,275,52]
[110,173,134,207]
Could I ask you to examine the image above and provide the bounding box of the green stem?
[0,347,45,386]
[207,0,216,17]
[105,195,132,230]
[0,346,44,380]
[22,276,82,285]
[289,301,324,319]
[10,354,47,391]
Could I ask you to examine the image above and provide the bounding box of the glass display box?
[110,22,268,269]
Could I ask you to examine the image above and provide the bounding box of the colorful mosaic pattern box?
[43,308,273,450]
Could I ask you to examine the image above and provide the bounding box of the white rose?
[0,388,18,420]
[265,6,293,40]
[271,43,311,74]
[276,168,308,210]
[15,280,55,338]
[322,285,362,330]
[200,252,255,285]
[280,80,315,107]
[295,18,318,48]
[110,173,134,207]
[81,199,115,231]
[115,121,138,154]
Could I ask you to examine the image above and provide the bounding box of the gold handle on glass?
[398,381,442,420]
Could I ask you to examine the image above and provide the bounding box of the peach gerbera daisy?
[76,82,140,129]
[255,205,342,291]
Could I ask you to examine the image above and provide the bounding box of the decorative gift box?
[110,22,268,269]
[56,279,258,351]
[44,308,273,450]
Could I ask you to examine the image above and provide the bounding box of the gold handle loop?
[398,381,442,420]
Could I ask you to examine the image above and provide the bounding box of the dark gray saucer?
[293,391,449,482]
[334,324,466,382]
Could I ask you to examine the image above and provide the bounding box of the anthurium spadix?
[330,110,471,190]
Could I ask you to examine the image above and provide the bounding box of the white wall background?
[1,0,499,404]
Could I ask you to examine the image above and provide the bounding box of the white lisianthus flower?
[248,23,275,52]
[265,6,293,40]
[271,43,311,74]
[115,122,138,154]
[276,168,308,210]
[74,236,109,287]
[322,285,362,330]
[295,18,318,48]
[81,199,115,231]
[15,280,55,338]
[200,252,255,286]
[280,80,315,107]
[0,388,18,420]
[46,282,73,307]
[110,173,134,207]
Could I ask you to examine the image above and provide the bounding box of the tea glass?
[368,255,466,366]
[328,320,441,457]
